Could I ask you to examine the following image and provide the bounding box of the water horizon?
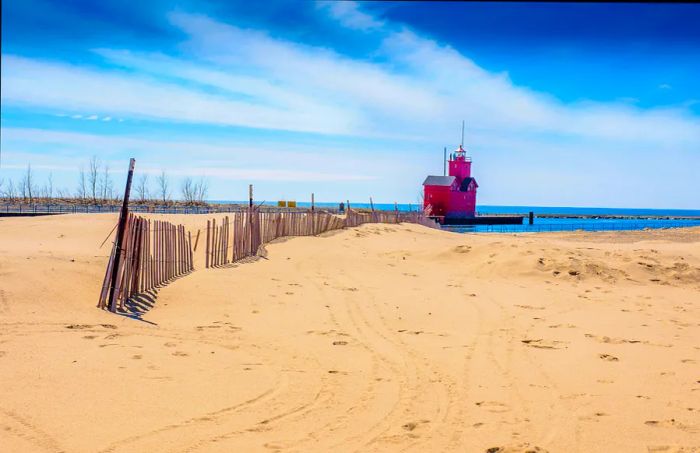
[209,200,700,217]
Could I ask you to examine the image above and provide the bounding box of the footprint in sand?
[515,304,545,310]
[196,325,222,331]
[401,420,429,432]
[599,354,619,362]
[485,443,548,453]
[645,419,699,433]
[647,447,698,453]
[548,323,576,329]
[132,355,142,360]
[521,339,567,349]
[172,351,189,357]
[475,401,510,413]
[585,334,642,344]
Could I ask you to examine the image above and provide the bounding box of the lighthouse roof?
[459,177,478,191]
[423,175,456,186]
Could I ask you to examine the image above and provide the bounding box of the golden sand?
[1,214,698,452]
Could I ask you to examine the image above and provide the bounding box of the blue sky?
[1,1,699,208]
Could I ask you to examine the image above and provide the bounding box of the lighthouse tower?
[449,144,471,183]
[422,143,478,219]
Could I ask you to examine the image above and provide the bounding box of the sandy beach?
[1,213,698,452]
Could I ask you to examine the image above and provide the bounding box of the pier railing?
[0,203,341,215]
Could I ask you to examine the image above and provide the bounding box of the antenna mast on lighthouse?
[461,120,465,147]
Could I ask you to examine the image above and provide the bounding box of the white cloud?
[659,83,672,90]
[0,127,382,182]
[1,55,358,136]
[1,7,699,206]
[315,1,384,31]
[2,12,698,148]
[86,114,99,120]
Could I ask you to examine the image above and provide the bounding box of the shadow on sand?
[113,271,194,325]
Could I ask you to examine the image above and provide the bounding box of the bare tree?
[135,174,149,202]
[195,177,209,202]
[46,173,53,201]
[2,178,17,201]
[88,155,99,202]
[77,166,87,200]
[181,176,209,204]
[100,164,113,201]
[21,164,34,203]
[181,177,195,203]
[156,171,170,203]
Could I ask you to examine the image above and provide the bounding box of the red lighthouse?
[422,144,478,220]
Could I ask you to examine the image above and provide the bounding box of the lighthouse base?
[432,216,524,226]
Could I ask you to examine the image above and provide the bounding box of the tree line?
[1,156,209,205]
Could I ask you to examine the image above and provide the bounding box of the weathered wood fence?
[98,158,438,310]
[98,214,194,311]
[205,207,436,268]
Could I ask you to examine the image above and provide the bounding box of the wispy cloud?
[3,9,698,148]
[1,2,698,206]
[315,1,385,31]
[0,127,381,182]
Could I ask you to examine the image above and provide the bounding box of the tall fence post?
[107,158,135,312]
[249,184,254,256]
[311,192,315,235]
[206,220,210,268]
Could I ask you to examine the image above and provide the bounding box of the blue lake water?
[208,201,700,233]
[442,217,700,233]
[212,200,700,217]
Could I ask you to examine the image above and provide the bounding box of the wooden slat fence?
[344,207,438,228]
[205,207,436,268]
[98,214,194,311]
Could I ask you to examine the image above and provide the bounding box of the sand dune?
[1,214,699,452]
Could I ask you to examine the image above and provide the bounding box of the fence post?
[249,184,254,256]
[193,229,201,252]
[311,192,315,235]
[107,158,135,312]
[206,220,210,268]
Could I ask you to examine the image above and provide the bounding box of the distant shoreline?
[1,198,699,220]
